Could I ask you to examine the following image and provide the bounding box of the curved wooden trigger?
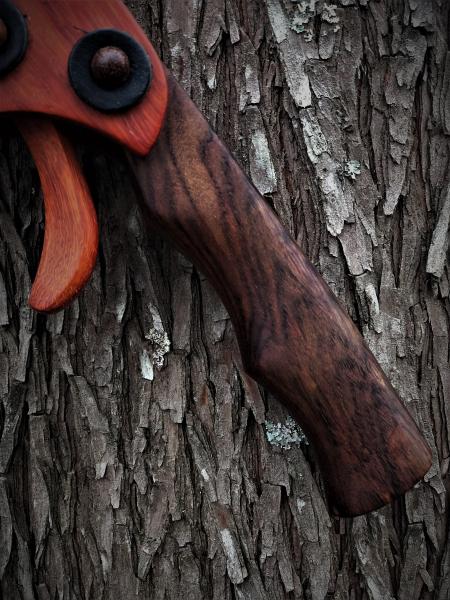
[15,116,98,312]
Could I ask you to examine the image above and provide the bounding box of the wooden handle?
[130,73,431,517]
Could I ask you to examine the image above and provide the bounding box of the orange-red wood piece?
[0,0,168,156]
[16,116,98,312]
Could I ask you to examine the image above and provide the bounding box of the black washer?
[0,0,28,77]
[68,29,152,113]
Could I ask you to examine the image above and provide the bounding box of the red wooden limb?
[16,116,98,312]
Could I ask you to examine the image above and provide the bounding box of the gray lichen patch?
[290,0,316,37]
[322,4,340,30]
[343,159,362,180]
[290,12,311,34]
[147,328,171,369]
[290,1,340,38]
[144,305,171,370]
[265,416,308,449]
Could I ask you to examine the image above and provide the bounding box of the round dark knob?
[90,46,130,89]
[0,19,8,47]
[69,29,152,112]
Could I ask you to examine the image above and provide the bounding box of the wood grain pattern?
[16,116,98,312]
[0,0,168,155]
[0,0,432,517]
[130,73,432,517]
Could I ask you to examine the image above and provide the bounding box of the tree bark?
[0,1,448,599]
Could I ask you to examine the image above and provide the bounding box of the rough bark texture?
[0,0,448,599]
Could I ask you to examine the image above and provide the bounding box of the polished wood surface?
[16,116,98,312]
[0,0,168,155]
[130,73,432,516]
[0,0,431,516]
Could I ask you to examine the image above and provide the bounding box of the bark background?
[0,0,449,598]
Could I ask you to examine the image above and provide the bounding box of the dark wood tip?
[326,425,432,517]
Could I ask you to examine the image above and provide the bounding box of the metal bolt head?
[90,46,130,89]
[69,29,151,112]
[0,19,8,47]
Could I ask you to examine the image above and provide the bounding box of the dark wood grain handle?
[129,72,431,517]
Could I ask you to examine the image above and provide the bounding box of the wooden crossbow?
[0,0,431,517]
